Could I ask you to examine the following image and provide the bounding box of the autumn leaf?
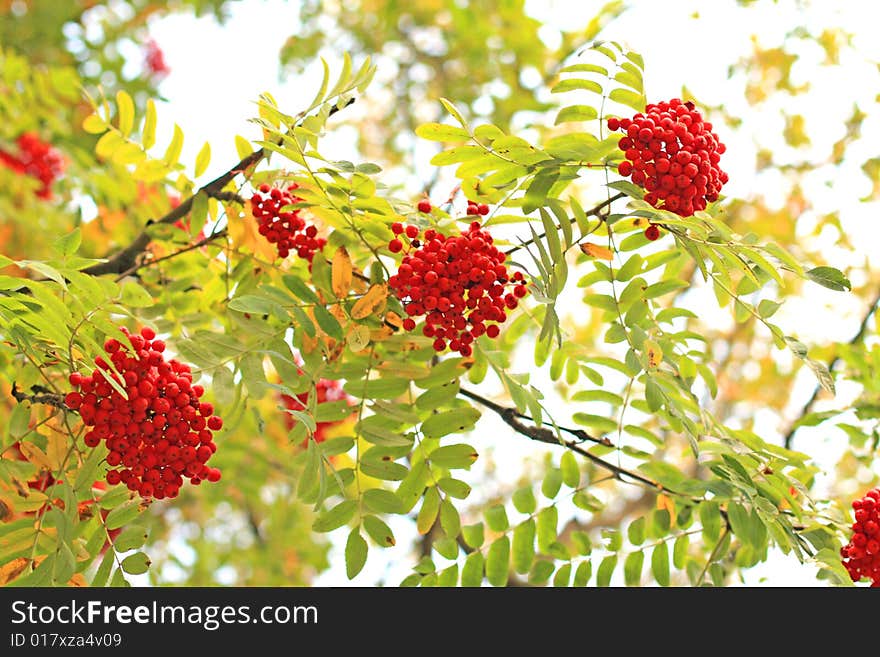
[332,246,353,298]
[580,242,614,260]
[351,283,388,319]
[227,201,278,262]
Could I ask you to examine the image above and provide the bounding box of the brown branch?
[11,382,68,410]
[783,286,880,449]
[82,98,355,277]
[503,191,625,257]
[458,386,683,496]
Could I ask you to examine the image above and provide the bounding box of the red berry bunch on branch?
[0,133,65,200]
[841,487,880,586]
[607,98,728,217]
[144,39,170,77]
[387,220,527,356]
[64,326,222,501]
[251,183,326,261]
[281,378,353,445]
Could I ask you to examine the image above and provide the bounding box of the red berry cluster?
[144,39,170,77]
[607,98,728,217]
[251,183,326,261]
[387,220,527,356]
[64,327,222,501]
[841,488,880,586]
[0,133,65,200]
[280,377,352,445]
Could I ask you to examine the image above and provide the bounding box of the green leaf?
[485,504,509,532]
[609,87,645,111]
[143,99,157,149]
[53,228,81,258]
[312,499,357,532]
[512,519,536,574]
[700,501,721,541]
[651,541,670,586]
[552,78,603,94]
[194,141,211,177]
[120,552,150,576]
[116,90,134,137]
[536,507,558,554]
[439,497,461,538]
[560,451,580,488]
[486,537,510,587]
[628,517,646,546]
[553,563,572,587]
[112,524,149,553]
[462,522,484,549]
[673,534,690,569]
[512,486,537,514]
[421,407,481,439]
[624,550,644,586]
[428,444,479,470]
[363,488,404,514]
[596,555,617,587]
[805,266,851,291]
[104,500,141,530]
[417,487,441,535]
[461,551,484,586]
[437,477,471,499]
[163,123,184,166]
[345,528,368,579]
[362,515,395,548]
[541,468,563,499]
[416,122,471,141]
[555,105,599,124]
[439,97,468,129]
[573,560,592,586]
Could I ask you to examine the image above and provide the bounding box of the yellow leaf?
[657,494,675,525]
[579,242,614,260]
[0,557,32,585]
[227,202,278,262]
[383,311,404,331]
[332,246,353,298]
[18,441,51,470]
[347,324,371,352]
[370,326,395,342]
[351,283,388,320]
[45,433,67,472]
[644,339,663,369]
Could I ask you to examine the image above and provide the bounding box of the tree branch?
[11,382,67,410]
[783,286,880,449]
[458,385,683,496]
[82,98,355,277]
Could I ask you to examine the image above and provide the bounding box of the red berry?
[417,199,432,213]
[477,204,490,216]
[644,224,661,241]
[391,222,404,235]
[389,239,403,253]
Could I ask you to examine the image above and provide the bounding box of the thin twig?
[783,287,880,448]
[11,382,67,410]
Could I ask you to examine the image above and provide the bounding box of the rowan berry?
[386,220,525,355]
[250,184,326,262]
[0,132,65,199]
[417,199,432,213]
[842,487,880,586]
[66,326,222,501]
[644,224,661,241]
[607,99,727,217]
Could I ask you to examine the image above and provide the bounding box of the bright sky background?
[119,0,880,586]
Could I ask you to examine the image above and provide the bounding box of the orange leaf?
[331,246,353,298]
[351,283,388,320]
[0,557,32,585]
[579,242,614,260]
[383,311,404,331]
[17,441,51,470]
[227,202,278,262]
[657,494,675,524]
